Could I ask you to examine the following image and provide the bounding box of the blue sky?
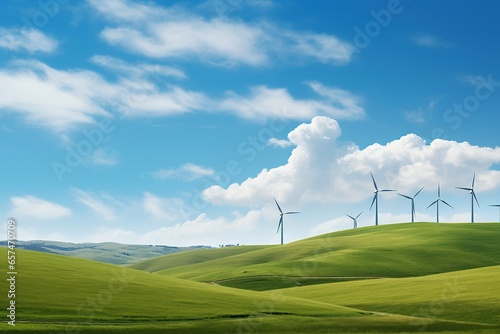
[1,0,500,246]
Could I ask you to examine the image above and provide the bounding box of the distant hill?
[0,240,210,265]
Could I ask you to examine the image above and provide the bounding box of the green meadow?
[1,222,499,333]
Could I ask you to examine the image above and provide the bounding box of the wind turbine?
[398,187,424,223]
[369,172,396,226]
[426,183,453,223]
[488,204,500,222]
[456,173,480,223]
[345,212,362,228]
[273,197,299,245]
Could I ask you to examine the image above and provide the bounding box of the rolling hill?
[279,264,500,326]
[1,246,497,333]
[1,223,499,333]
[131,223,500,289]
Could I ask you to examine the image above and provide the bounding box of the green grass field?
[132,223,500,287]
[279,265,500,326]
[1,222,499,333]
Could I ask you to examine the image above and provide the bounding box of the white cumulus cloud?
[10,195,71,220]
[203,116,500,207]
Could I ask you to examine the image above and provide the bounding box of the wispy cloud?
[147,163,215,181]
[142,192,190,221]
[88,0,354,67]
[91,55,186,79]
[218,82,365,120]
[282,31,354,65]
[71,188,118,221]
[0,27,58,53]
[86,148,119,167]
[10,195,71,219]
[268,138,293,148]
[0,59,113,132]
[411,33,452,48]
[404,98,440,124]
[0,59,208,132]
[0,59,362,132]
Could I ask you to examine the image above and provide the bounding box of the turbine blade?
[345,214,355,220]
[489,204,500,207]
[273,197,283,214]
[276,216,283,233]
[369,194,377,211]
[472,172,475,188]
[456,187,472,191]
[285,211,300,215]
[356,211,363,219]
[414,186,424,198]
[371,172,378,191]
[398,193,412,200]
[441,199,453,209]
[426,200,438,209]
[438,183,441,198]
[473,191,480,207]
[380,189,396,192]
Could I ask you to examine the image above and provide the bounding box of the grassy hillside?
[0,248,360,323]
[279,265,500,326]
[0,240,204,265]
[1,225,499,333]
[132,223,500,288]
[130,244,269,272]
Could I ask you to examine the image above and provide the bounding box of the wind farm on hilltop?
[272,171,499,245]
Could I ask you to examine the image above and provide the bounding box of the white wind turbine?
[273,198,299,245]
[370,172,396,226]
[426,183,453,223]
[345,212,363,228]
[398,187,424,223]
[456,173,480,223]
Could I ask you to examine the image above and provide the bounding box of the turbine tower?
[369,172,396,226]
[273,197,299,245]
[488,204,500,222]
[456,173,480,223]
[426,183,453,223]
[398,187,424,223]
[345,212,363,228]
